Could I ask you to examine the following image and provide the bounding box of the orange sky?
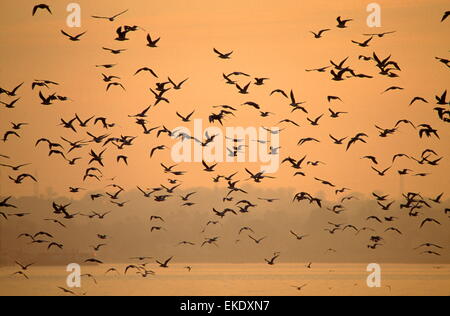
[0,0,449,199]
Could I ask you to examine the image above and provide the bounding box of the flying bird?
[1,98,21,109]
[150,145,167,159]
[310,29,330,38]
[382,86,404,94]
[337,16,353,28]
[176,111,195,122]
[33,4,52,16]
[372,166,391,176]
[9,174,37,184]
[102,47,127,55]
[351,37,373,47]
[85,258,103,264]
[265,254,279,265]
[213,48,233,59]
[420,218,441,228]
[409,97,428,106]
[106,82,126,91]
[61,30,87,41]
[156,256,173,268]
[135,67,158,78]
[290,231,309,241]
[248,235,267,244]
[146,34,160,48]
[363,31,396,38]
[15,261,35,271]
[292,284,308,291]
[168,77,189,90]
[202,160,217,172]
[92,9,129,21]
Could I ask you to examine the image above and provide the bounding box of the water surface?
[1,263,449,296]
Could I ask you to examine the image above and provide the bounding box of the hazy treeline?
[0,186,449,265]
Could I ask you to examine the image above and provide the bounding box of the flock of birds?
[0,4,449,295]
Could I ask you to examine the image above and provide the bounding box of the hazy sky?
[0,0,449,276]
[0,0,449,200]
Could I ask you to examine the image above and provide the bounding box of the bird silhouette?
[336,16,353,28]
[61,30,87,41]
[214,48,233,59]
[92,9,129,22]
[176,111,195,122]
[352,37,373,47]
[32,4,52,16]
[146,34,160,48]
[265,254,279,265]
[290,231,309,240]
[156,256,173,268]
[310,29,330,38]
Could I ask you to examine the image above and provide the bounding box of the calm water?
[0,263,449,296]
